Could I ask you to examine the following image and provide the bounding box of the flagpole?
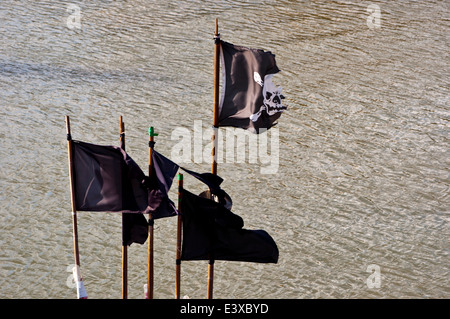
[208,17,221,300]
[66,115,88,299]
[212,18,220,176]
[66,116,80,270]
[147,126,158,299]
[120,116,128,299]
[175,173,183,299]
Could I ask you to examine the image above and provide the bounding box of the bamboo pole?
[147,127,157,299]
[66,116,80,269]
[208,17,221,300]
[66,115,88,299]
[175,173,183,299]
[211,18,220,176]
[120,116,128,299]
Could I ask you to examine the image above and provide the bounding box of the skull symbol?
[250,73,286,122]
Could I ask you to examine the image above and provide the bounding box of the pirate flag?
[218,40,287,133]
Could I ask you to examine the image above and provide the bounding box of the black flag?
[72,140,150,214]
[119,133,149,246]
[219,40,286,133]
[180,167,232,209]
[72,140,150,245]
[147,149,179,219]
[180,189,279,263]
[122,213,148,246]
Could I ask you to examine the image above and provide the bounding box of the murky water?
[0,0,448,299]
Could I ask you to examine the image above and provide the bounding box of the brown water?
[0,0,448,299]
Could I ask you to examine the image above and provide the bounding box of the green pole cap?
[149,127,159,137]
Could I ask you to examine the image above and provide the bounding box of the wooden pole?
[120,116,128,299]
[208,18,221,300]
[211,18,220,176]
[147,127,158,299]
[66,116,81,269]
[66,116,88,299]
[175,173,183,299]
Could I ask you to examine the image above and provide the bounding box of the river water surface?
[0,0,448,298]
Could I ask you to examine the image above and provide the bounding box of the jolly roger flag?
[219,40,287,133]
[180,189,279,263]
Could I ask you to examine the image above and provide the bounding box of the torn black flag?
[219,40,286,133]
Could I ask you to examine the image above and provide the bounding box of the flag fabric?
[72,140,150,214]
[71,140,181,217]
[180,167,232,209]
[72,140,150,245]
[119,137,149,246]
[147,149,180,219]
[122,213,148,246]
[149,149,234,217]
[219,40,286,133]
[180,189,279,263]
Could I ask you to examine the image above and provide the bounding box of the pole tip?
[149,127,159,137]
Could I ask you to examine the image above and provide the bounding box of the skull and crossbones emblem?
[250,72,287,122]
